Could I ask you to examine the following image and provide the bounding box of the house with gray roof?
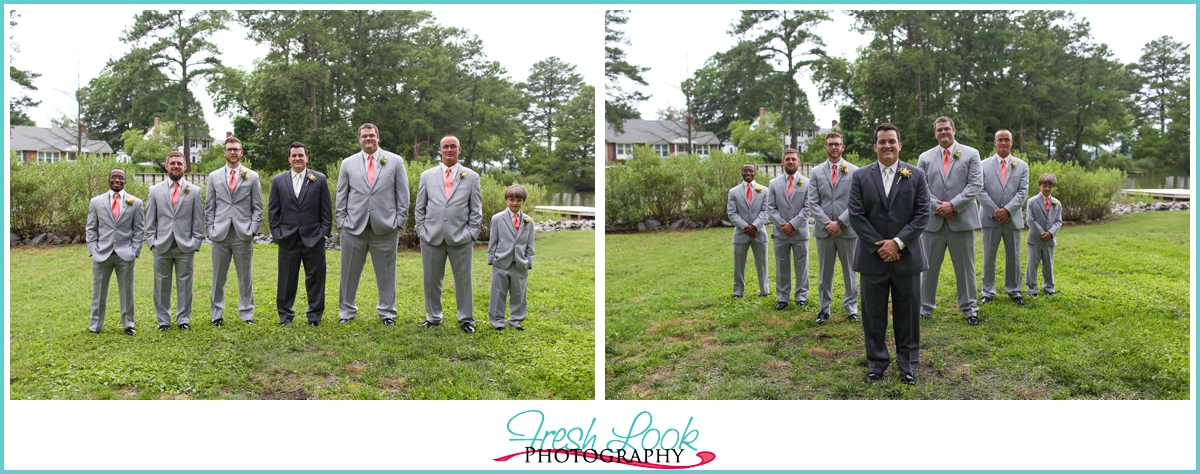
[9,125,114,164]
[605,119,722,162]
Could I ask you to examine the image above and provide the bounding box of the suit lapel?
[886,166,903,209]
[507,210,519,238]
[448,167,464,200]
[295,172,310,207]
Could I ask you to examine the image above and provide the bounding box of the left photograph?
[7,7,597,399]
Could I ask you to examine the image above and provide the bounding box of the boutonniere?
[1009,161,1016,169]
[379,156,388,165]
[307,174,316,182]
[124,197,134,206]
[523,216,532,223]
[183,185,191,195]
[953,150,961,159]
[1051,199,1059,206]
[899,168,912,178]
[754,184,764,193]
[459,171,466,179]
[240,170,248,180]
[839,163,848,175]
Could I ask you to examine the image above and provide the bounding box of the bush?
[10,153,150,239]
[1027,160,1124,222]
[604,149,762,225]
[1093,151,1134,172]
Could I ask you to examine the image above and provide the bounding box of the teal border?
[2,2,1197,472]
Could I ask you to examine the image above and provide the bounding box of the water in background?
[1123,172,1190,189]
[547,192,595,208]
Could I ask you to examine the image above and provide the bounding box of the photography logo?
[495,410,717,469]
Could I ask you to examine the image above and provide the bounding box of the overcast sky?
[8,5,603,140]
[619,5,1197,129]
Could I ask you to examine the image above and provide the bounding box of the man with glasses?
[415,135,483,333]
[336,123,410,326]
[205,136,263,326]
[806,133,860,324]
[978,129,1029,306]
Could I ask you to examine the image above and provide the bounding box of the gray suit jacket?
[764,172,810,242]
[978,155,1029,230]
[86,191,144,262]
[807,160,859,239]
[205,165,263,241]
[145,179,204,252]
[1025,194,1062,246]
[727,181,768,244]
[917,142,982,232]
[487,209,535,269]
[336,149,409,236]
[415,164,483,246]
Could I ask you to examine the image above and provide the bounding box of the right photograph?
[603,8,1192,399]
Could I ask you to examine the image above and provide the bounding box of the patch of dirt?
[380,377,407,393]
[645,319,692,335]
[764,359,792,371]
[346,360,367,374]
[807,347,834,357]
[259,387,313,400]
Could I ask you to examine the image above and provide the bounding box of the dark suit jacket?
[268,170,332,249]
[848,161,931,276]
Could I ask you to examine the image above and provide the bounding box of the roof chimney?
[759,107,766,127]
[153,117,160,137]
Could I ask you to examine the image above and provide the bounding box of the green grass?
[10,231,595,400]
[605,212,1190,399]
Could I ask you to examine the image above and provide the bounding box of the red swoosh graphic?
[494,449,715,469]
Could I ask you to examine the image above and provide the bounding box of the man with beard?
[205,136,262,326]
[145,152,205,331]
[806,133,860,324]
[85,168,144,335]
[764,149,811,312]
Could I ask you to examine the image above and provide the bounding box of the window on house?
[614,143,634,160]
[694,145,710,156]
[651,144,670,157]
[37,151,60,164]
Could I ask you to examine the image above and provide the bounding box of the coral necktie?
[1045,198,1050,212]
[444,168,454,199]
[367,155,375,186]
[832,166,838,186]
[112,193,120,219]
[1000,159,1007,184]
[514,213,520,231]
[943,149,951,177]
[171,182,179,207]
[787,175,794,197]
[229,169,236,191]
[746,184,753,204]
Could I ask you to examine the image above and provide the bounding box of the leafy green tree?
[605,10,650,133]
[687,41,780,141]
[1135,35,1190,133]
[522,56,584,153]
[9,66,40,126]
[729,111,784,161]
[120,121,180,165]
[554,85,596,191]
[81,47,176,151]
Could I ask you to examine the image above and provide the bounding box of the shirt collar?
[827,159,842,167]
[292,168,307,178]
[878,161,898,173]
[109,189,120,199]
[439,162,460,174]
[940,143,956,154]
[226,164,240,173]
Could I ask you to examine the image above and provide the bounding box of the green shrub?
[604,150,766,225]
[1027,161,1124,221]
[680,151,744,224]
[605,164,646,224]
[1093,151,1134,172]
[10,153,150,239]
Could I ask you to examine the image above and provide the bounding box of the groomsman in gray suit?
[1026,173,1062,296]
[86,169,144,335]
[415,135,483,333]
[336,123,409,325]
[806,132,860,324]
[978,129,1030,306]
[764,149,810,312]
[727,163,770,299]
[205,136,263,326]
[145,152,205,331]
[916,116,983,325]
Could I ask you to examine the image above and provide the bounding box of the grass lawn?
[605,212,1190,399]
[10,231,594,400]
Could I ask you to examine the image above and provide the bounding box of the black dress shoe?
[494,326,505,331]
[967,314,980,325]
[124,327,136,336]
[338,318,351,324]
[775,301,789,310]
[796,300,807,309]
[158,325,169,332]
[513,326,525,331]
[732,294,742,299]
[309,321,320,327]
[847,313,860,322]
[815,311,829,325]
[866,372,883,382]
[210,319,223,327]
[919,313,929,320]
[760,293,770,297]
[88,329,100,334]
[980,295,994,305]
[244,320,256,325]
[902,373,916,385]
[1046,291,1056,296]
[383,318,395,326]
[1011,295,1027,305]
[460,321,476,333]
[280,321,292,327]
[418,321,438,328]
[178,323,190,331]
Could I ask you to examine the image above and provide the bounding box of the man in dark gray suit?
[916,116,983,325]
[336,123,409,326]
[86,169,144,335]
[764,149,810,312]
[848,123,930,385]
[269,142,332,326]
[145,152,205,331]
[978,129,1030,306]
[806,132,860,324]
[727,163,770,299]
[205,136,262,326]
[415,135,483,333]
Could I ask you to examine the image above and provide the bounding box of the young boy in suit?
[1025,173,1062,296]
[487,185,536,331]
